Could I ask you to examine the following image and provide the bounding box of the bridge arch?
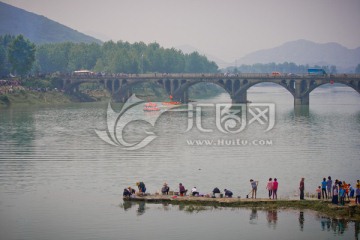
[182,79,232,95]
[64,79,105,93]
[167,79,232,103]
[309,82,360,105]
[307,81,360,95]
[186,81,232,102]
[240,79,296,97]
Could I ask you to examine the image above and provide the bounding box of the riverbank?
[124,195,360,221]
[0,76,225,107]
[0,89,111,107]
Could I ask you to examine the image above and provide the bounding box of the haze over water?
[0,84,359,239]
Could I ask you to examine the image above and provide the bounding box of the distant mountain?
[0,2,101,44]
[236,39,360,72]
[175,44,231,69]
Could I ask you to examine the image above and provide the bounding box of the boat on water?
[162,95,181,106]
[143,102,160,111]
[162,101,182,106]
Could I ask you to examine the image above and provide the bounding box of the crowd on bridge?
[123,177,360,205]
[0,79,23,95]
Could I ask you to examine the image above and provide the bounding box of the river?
[0,84,359,239]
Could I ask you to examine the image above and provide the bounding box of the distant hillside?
[236,39,360,72]
[0,2,101,44]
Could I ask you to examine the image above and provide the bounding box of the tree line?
[1,34,360,77]
[0,35,219,77]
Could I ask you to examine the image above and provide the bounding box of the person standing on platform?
[332,185,339,204]
[272,178,278,200]
[355,185,360,205]
[299,178,305,200]
[266,178,273,200]
[327,176,332,198]
[250,179,258,199]
[321,178,328,199]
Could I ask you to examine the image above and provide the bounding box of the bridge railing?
[56,72,360,80]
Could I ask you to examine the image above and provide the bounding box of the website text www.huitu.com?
[186,139,273,146]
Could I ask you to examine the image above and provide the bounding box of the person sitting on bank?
[179,183,187,196]
[224,189,233,198]
[136,182,146,193]
[123,188,131,197]
[161,183,170,195]
[191,187,199,196]
[212,187,220,197]
[128,187,136,195]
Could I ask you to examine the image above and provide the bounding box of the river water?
[0,84,359,240]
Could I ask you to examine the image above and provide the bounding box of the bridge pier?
[294,95,309,105]
[294,81,309,105]
[112,89,132,103]
[172,90,189,103]
[294,105,310,117]
[232,91,247,104]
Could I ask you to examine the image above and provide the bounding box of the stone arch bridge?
[60,73,360,105]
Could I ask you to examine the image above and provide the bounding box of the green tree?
[68,43,100,71]
[36,42,71,73]
[0,35,15,76]
[8,35,36,76]
[0,45,7,76]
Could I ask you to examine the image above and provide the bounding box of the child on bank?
[316,186,321,199]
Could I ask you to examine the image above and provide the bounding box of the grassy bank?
[0,91,71,107]
[125,196,360,221]
[0,89,111,107]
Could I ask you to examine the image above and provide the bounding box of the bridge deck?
[60,73,360,80]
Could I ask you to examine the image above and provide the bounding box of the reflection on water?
[318,216,355,236]
[120,202,359,239]
[299,211,304,231]
[0,107,35,147]
[137,202,146,216]
[249,208,258,224]
[266,209,278,229]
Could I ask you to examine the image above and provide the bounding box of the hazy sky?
[3,0,360,62]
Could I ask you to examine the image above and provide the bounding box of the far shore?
[124,194,360,221]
